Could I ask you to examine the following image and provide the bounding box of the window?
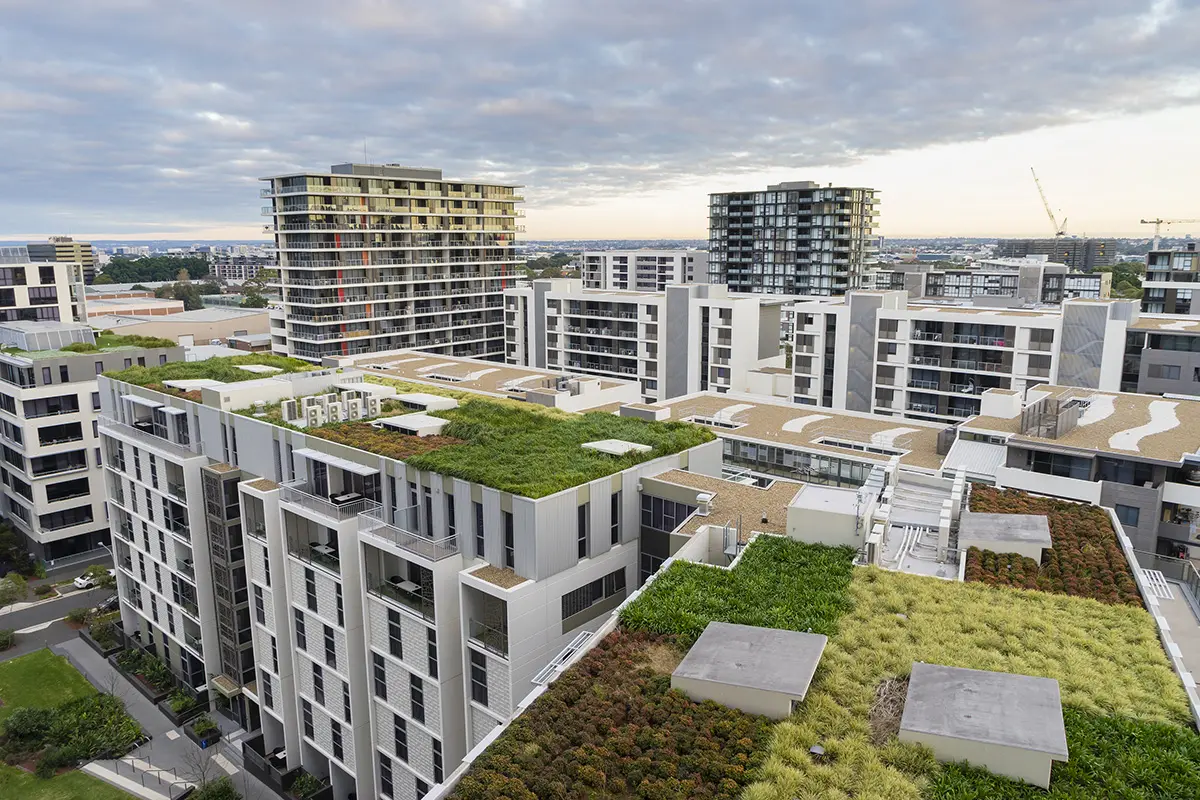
[342,680,351,723]
[503,511,515,569]
[474,501,485,558]
[393,714,408,761]
[330,720,343,760]
[301,699,313,738]
[137,357,145,368]
[433,738,444,783]
[1115,504,1141,527]
[94,361,103,375]
[611,491,621,545]
[372,653,387,699]
[159,354,168,366]
[470,649,489,706]
[271,636,278,673]
[294,609,307,650]
[264,547,271,587]
[1027,450,1091,481]
[254,585,265,624]
[380,754,394,798]
[416,779,429,797]
[335,584,344,626]
[427,628,438,678]
[41,367,51,385]
[59,365,69,383]
[312,662,325,706]
[323,624,336,668]
[387,609,403,658]
[561,568,627,621]
[410,673,425,723]
[123,358,131,369]
[577,503,590,558]
[305,568,317,611]
[91,392,100,411]
[261,670,273,709]
[446,495,455,539]
[1148,363,1183,380]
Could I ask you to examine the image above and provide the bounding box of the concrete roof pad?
[672,621,827,699]
[581,439,653,456]
[959,512,1052,547]
[901,663,1068,758]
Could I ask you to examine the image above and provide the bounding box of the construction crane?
[1140,218,1200,250]
[1030,167,1068,237]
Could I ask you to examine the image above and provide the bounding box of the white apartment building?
[580,250,708,291]
[98,351,721,800]
[504,279,789,404]
[0,321,182,560]
[865,256,1111,303]
[791,291,1138,423]
[261,163,524,363]
[0,245,87,323]
[1142,243,1199,314]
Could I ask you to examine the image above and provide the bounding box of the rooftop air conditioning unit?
[326,403,343,423]
[281,399,298,422]
[365,396,382,417]
[306,406,326,427]
[695,492,714,517]
[347,402,361,420]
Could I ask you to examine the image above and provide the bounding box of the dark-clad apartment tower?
[994,238,1116,272]
[708,181,879,296]
[27,237,97,285]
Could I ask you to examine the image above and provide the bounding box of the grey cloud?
[0,0,1198,234]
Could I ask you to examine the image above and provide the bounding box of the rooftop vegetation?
[449,630,772,800]
[108,353,313,387]
[0,331,179,360]
[965,486,1140,606]
[619,536,856,645]
[305,423,463,461]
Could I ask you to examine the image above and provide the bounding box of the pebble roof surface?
[650,469,801,539]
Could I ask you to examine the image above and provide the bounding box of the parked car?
[73,569,116,590]
[95,594,119,613]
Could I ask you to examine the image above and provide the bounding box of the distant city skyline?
[2,2,1199,242]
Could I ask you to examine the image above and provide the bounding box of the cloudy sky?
[2,0,1199,241]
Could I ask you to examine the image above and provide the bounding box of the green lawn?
[0,763,133,800]
[0,649,96,722]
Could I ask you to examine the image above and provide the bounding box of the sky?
[2,0,1199,241]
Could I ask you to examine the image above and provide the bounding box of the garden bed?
[77,629,121,659]
[157,689,208,726]
[964,486,1140,605]
[109,650,173,704]
[449,630,772,800]
[183,715,222,749]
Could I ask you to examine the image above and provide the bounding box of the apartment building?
[0,245,86,323]
[27,236,98,285]
[791,292,1138,423]
[504,279,788,403]
[261,163,524,363]
[708,181,879,296]
[994,237,1116,272]
[98,351,720,800]
[866,256,1111,303]
[212,255,277,283]
[579,250,708,291]
[0,322,182,559]
[1141,243,1199,314]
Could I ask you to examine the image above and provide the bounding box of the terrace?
[107,352,314,389]
[0,331,178,361]
[448,531,1199,800]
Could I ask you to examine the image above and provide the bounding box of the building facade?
[504,279,788,403]
[261,163,524,363]
[708,182,879,296]
[0,246,86,323]
[27,236,98,285]
[1141,243,1199,314]
[98,352,721,800]
[580,250,708,291]
[994,238,1116,272]
[866,256,1111,303]
[0,323,182,559]
[212,255,277,283]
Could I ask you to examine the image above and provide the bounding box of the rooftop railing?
[359,506,459,561]
[280,480,381,521]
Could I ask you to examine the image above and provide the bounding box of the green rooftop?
[109,353,314,386]
[1,332,179,360]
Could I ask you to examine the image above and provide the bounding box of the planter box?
[184,722,222,750]
[158,696,207,726]
[79,629,122,658]
[108,654,171,704]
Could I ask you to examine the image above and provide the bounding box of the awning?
[293,447,378,476]
[126,395,163,410]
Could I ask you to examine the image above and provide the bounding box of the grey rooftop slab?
[900,662,1068,757]
[960,511,1053,546]
[672,621,827,699]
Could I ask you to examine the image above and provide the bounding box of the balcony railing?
[908,379,939,390]
[287,536,341,574]
[280,480,381,521]
[369,577,435,621]
[97,416,198,460]
[910,356,941,367]
[469,619,509,657]
[359,506,459,561]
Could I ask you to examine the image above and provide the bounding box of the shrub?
[966,486,1140,605]
[0,629,13,651]
[288,771,325,800]
[192,714,218,737]
[35,744,79,777]
[2,707,54,741]
[89,620,120,649]
[192,776,243,800]
[451,630,771,800]
[115,648,174,691]
[168,690,197,715]
[33,584,54,597]
[65,607,91,625]
[620,535,856,645]
[47,694,142,759]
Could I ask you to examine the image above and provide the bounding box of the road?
[0,588,114,631]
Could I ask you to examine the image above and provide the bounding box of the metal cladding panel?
[1057,304,1108,389]
[846,296,880,412]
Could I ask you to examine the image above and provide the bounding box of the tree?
[240,268,277,308]
[81,564,115,600]
[93,273,114,285]
[1099,261,1145,300]
[0,572,28,612]
[102,256,211,283]
[177,268,191,283]
[240,294,269,308]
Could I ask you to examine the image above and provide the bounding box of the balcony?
[358,507,459,561]
[280,480,381,521]
[176,559,195,581]
[287,536,341,574]
[908,379,940,390]
[98,416,198,460]
[167,517,190,541]
[468,619,509,658]
[369,578,435,621]
[910,356,941,367]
